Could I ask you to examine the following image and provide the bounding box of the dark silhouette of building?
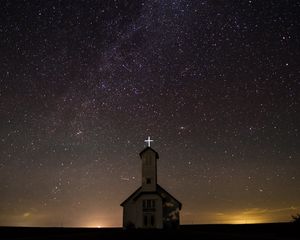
[121,138,182,229]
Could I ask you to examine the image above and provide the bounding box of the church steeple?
[121,136,182,229]
[140,137,159,192]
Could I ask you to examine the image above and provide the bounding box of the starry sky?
[0,0,299,227]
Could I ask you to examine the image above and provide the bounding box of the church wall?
[135,194,163,228]
[123,201,137,229]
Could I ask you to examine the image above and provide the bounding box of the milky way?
[0,0,299,227]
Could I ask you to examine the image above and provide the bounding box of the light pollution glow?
[181,207,299,225]
[2,207,298,227]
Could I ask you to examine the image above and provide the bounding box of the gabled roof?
[120,184,182,210]
[120,186,142,206]
[139,147,159,159]
[157,184,182,210]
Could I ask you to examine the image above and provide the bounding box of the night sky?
[0,0,299,227]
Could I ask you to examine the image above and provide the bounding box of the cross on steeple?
[144,136,153,147]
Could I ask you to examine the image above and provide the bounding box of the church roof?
[120,184,182,210]
[139,147,159,159]
[120,186,142,206]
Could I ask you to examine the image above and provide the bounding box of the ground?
[0,223,298,240]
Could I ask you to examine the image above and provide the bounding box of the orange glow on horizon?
[211,207,298,224]
[223,215,268,224]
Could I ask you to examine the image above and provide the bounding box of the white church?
[120,137,182,229]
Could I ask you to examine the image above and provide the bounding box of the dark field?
[0,223,299,240]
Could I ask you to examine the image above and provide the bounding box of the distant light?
[23,212,30,217]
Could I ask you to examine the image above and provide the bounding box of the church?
[120,137,182,229]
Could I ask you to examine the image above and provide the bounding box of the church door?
[142,199,156,228]
[143,213,155,228]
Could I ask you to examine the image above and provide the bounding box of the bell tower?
[140,137,159,192]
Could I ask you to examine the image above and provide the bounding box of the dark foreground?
[1,223,299,240]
